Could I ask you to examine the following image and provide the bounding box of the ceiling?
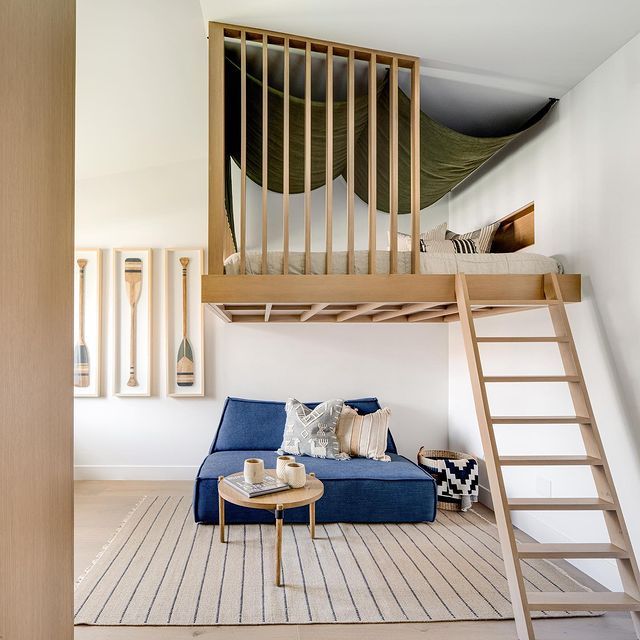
[200,0,640,134]
[76,0,640,180]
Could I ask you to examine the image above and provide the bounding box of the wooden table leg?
[309,502,316,539]
[218,476,225,543]
[309,472,316,539]
[275,504,283,587]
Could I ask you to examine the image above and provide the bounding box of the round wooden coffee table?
[217,470,324,586]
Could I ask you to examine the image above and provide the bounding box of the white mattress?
[224,250,563,275]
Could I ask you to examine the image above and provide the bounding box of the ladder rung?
[476,336,570,343]
[491,415,591,424]
[526,591,640,612]
[500,455,602,466]
[508,498,616,511]
[483,375,581,383]
[517,543,627,559]
[469,300,561,306]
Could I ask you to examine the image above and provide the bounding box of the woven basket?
[417,447,477,512]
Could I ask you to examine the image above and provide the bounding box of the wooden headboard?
[491,202,535,253]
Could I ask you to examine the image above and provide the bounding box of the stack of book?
[223,474,290,498]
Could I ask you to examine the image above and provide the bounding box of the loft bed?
[202,23,579,323]
[201,24,640,640]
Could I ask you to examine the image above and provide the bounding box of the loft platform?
[203,273,581,323]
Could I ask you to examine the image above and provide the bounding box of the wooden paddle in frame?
[176,257,194,387]
[74,258,90,387]
[124,258,143,387]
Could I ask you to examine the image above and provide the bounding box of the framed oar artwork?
[74,249,102,397]
[164,248,204,397]
[112,249,152,397]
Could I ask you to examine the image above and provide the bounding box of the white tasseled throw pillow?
[337,406,391,461]
[279,398,349,460]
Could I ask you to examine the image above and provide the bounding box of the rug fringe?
[74,495,148,590]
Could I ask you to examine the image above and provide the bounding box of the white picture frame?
[112,248,153,397]
[74,249,102,397]
[164,248,205,397]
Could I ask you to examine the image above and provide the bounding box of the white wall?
[448,32,640,589]
[74,0,450,480]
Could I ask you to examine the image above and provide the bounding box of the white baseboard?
[74,465,199,480]
[477,484,621,591]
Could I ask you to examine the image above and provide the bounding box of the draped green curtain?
[224,56,556,248]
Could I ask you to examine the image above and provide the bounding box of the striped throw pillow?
[421,239,478,254]
[337,406,391,462]
[446,221,500,253]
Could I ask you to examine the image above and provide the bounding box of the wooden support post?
[368,53,377,274]
[325,46,334,275]
[283,37,290,274]
[261,34,269,274]
[410,60,421,274]
[347,49,355,274]
[240,31,247,275]
[304,42,312,274]
[208,23,226,275]
[389,57,398,274]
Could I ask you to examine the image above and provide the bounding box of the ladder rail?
[455,273,535,639]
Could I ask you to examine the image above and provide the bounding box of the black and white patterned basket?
[417,447,479,511]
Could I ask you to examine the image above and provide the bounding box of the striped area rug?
[75,496,598,625]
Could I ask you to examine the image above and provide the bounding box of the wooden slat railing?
[239,30,247,275]
[368,53,377,274]
[261,34,268,274]
[282,36,290,274]
[208,23,421,280]
[325,45,334,274]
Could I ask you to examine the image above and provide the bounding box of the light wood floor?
[74,481,637,639]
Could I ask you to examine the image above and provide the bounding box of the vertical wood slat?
[208,23,226,275]
[368,53,377,274]
[410,60,421,274]
[389,57,398,274]
[261,34,268,274]
[282,37,290,274]
[240,31,247,275]
[347,49,355,274]
[325,46,333,274]
[304,42,312,274]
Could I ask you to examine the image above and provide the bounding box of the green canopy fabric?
[224,56,556,248]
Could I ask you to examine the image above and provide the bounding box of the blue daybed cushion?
[210,396,397,455]
[194,450,436,524]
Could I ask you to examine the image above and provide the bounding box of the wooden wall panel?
[0,1,75,638]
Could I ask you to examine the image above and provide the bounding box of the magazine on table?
[224,474,290,498]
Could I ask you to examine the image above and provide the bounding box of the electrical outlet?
[536,476,552,498]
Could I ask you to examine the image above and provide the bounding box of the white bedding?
[224,250,563,275]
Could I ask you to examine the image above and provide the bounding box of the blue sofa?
[193,397,437,524]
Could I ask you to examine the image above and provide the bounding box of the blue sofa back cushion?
[210,396,398,455]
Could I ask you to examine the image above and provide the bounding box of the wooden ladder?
[455,272,640,640]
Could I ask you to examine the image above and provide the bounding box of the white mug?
[243,458,265,485]
[276,455,295,481]
[286,462,306,488]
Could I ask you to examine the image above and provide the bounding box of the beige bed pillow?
[337,406,391,461]
[393,221,447,251]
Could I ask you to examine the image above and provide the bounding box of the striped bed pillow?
[337,406,391,462]
[394,221,447,251]
[446,221,500,253]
